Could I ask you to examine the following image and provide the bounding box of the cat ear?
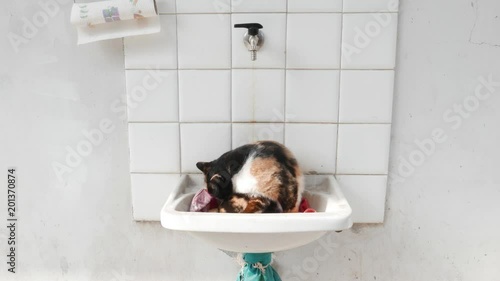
[196,162,211,173]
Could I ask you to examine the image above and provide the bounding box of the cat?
[196,141,304,213]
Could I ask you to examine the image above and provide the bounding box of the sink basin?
[161,174,352,253]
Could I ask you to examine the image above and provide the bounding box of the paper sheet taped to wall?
[70,0,160,44]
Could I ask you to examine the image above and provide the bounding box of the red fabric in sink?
[190,191,317,213]
[299,198,316,213]
[190,189,218,212]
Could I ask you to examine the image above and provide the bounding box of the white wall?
[0,0,499,280]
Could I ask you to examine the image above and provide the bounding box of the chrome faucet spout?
[234,23,264,61]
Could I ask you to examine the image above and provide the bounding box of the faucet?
[234,23,264,61]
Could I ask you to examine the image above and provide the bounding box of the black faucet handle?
[234,23,263,36]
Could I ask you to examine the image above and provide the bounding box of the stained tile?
[232,123,284,148]
[232,69,285,122]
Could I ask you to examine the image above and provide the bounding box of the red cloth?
[299,198,316,213]
[190,189,218,212]
[191,192,317,213]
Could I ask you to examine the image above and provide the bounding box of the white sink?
[161,174,352,253]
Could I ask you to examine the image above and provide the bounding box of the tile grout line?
[174,3,182,174]
[385,11,399,184]
[229,3,233,150]
[158,11,399,15]
[335,0,345,175]
[125,67,396,71]
[283,0,289,145]
[128,121,393,125]
[122,37,135,218]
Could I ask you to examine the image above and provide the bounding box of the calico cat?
[196,141,304,213]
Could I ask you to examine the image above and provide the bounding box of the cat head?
[196,161,233,200]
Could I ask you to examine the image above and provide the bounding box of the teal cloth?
[236,253,282,281]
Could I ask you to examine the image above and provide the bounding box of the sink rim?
[161,174,353,234]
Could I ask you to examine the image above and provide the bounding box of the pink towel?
[189,189,218,212]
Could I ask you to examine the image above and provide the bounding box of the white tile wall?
[288,0,342,12]
[126,70,178,122]
[339,70,395,123]
[128,123,180,173]
[341,13,398,69]
[337,124,391,174]
[124,2,398,223]
[231,0,286,13]
[177,14,231,69]
[176,0,231,13]
[232,69,285,122]
[156,0,176,14]
[286,14,342,69]
[286,70,339,122]
[232,123,284,148]
[285,124,337,173]
[343,0,399,12]
[180,123,231,173]
[179,70,231,122]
